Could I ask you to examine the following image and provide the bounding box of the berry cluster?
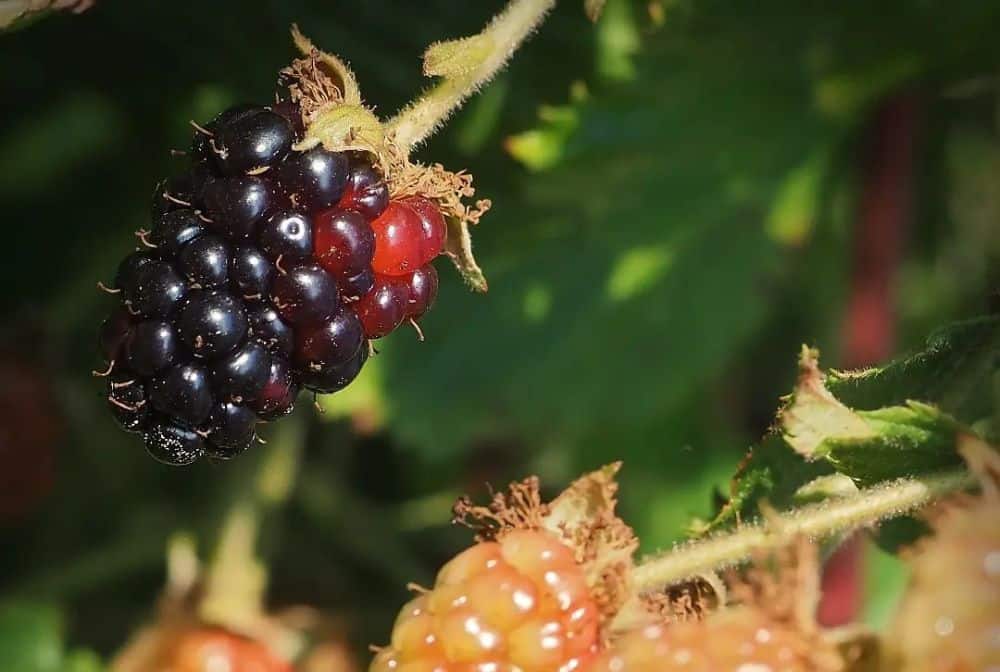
[591,616,823,672]
[168,629,291,672]
[99,102,446,465]
[371,530,600,672]
[887,480,1000,671]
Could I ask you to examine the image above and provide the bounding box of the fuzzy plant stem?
[198,413,307,628]
[387,0,557,152]
[632,469,974,593]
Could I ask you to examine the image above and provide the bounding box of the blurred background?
[1,0,998,667]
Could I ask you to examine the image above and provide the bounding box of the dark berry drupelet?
[99,100,447,465]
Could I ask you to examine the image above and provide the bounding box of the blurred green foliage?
[1,0,999,665]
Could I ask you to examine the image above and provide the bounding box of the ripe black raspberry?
[98,94,449,465]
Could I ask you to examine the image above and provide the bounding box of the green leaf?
[826,316,1000,429]
[824,402,965,485]
[0,602,105,672]
[707,318,998,532]
[0,602,63,672]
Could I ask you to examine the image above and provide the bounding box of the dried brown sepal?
[287,27,392,176]
[543,464,638,615]
[389,156,492,291]
[452,475,548,540]
[727,537,821,631]
[723,539,843,671]
[612,572,724,632]
[289,24,361,108]
[584,0,608,21]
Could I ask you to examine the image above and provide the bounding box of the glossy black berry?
[123,260,188,318]
[149,362,214,426]
[150,209,204,255]
[143,422,205,466]
[314,208,375,277]
[178,235,231,288]
[252,358,299,420]
[270,101,304,138]
[214,109,293,175]
[230,246,273,300]
[107,373,148,433]
[259,210,313,261]
[276,146,349,212]
[212,341,271,401]
[191,104,261,163]
[340,158,389,220]
[206,402,257,459]
[175,290,248,359]
[340,268,375,301]
[125,320,179,376]
[113,251,156,291]
[203,176,272,240]
[301,340,368,393]
[99,306,133,363]
[246,304,293,357]
[294,307,364,374]
[188,161,217,207]
[269,261,339,326]
[151,174,195,219]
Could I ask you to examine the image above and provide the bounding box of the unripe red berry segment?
[372,530,599,672]
[99,100,449,464]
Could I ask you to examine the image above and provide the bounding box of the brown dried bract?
[452,475,548,541]
[453,465,640,626]
[388,155,492,230]
[279,50,345,125]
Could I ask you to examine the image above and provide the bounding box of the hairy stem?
[388,0,557,152]
[633,469,973,593]
[199,413,307,626]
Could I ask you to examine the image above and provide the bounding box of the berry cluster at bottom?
[99,102,447,465]
[590,616,822,672]
[371,530,600,672]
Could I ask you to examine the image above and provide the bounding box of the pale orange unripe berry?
[591,611,828,672]
[372,530,600,672]
[887,493,1000,672]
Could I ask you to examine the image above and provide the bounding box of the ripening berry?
[169,628,292,672]
[252,358,300,421]
[403,196,447,264]
[370,201,426,276]
[339,158,389,220]
[372,529,600,672]
[886,492,1000,672]
[591,610,837,672]
[405,265,439,319]
[355,275,407,339]
[314,208,375,277]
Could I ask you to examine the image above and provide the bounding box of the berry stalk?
[631,469,974,594]
[387,0,557,152]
